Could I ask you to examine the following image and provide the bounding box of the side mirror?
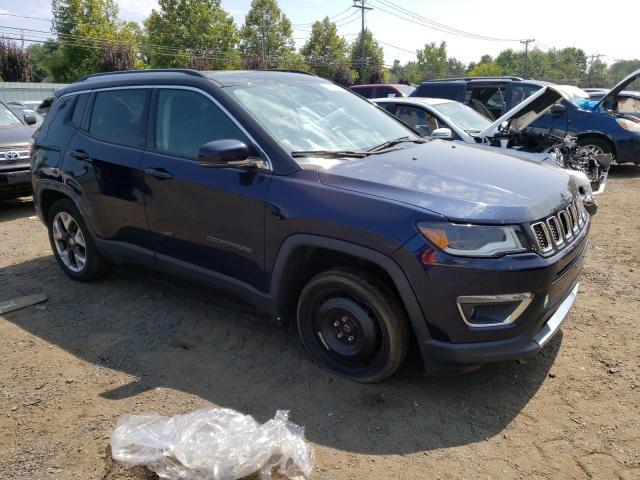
[23,112,37,125]
[430,127,453,140]
[550,103,566,116]
[198,139,250,168]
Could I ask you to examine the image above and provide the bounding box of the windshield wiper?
[367,136,426,152]
[290,150,369,159]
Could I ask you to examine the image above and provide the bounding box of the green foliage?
[50,0,139,81]
[27,42,59,82]
[416,41,448,79]
[301,17,348,79]
[468,61,502,76]
[239,0,294,67]
[350,29,384,84]
[333,63,355,86]
[144,0,239,69]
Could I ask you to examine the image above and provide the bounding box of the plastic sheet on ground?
[110,408,314,480]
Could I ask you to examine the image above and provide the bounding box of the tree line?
[0,0,638,88]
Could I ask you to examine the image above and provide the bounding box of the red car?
[349,83,414,99]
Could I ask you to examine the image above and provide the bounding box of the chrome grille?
[0,145,28,152]
[530,198,588,256]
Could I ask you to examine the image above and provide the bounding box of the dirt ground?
[0,166,639,480]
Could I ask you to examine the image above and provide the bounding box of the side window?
[395,106,439,136]
[353,87,373,98]
[377,87,397,98]
[617,96,640,114]
[155,89,248,159]
[379,103,396,114]
[511,84,541,108]
[71,93,90,128]
[89,89,148,147]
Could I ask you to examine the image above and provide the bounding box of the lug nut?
[333,320,339,327]
[347,336,354,342]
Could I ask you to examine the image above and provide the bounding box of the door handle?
[70,150,90,161]
[144,168,173,180]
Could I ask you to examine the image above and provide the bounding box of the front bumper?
[423,282,578,365]
[0,168,32,198]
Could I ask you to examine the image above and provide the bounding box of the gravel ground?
[0,166,639,480]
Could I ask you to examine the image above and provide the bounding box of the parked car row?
[26,69,597,383]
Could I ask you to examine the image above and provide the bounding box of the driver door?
[141,87,271,291]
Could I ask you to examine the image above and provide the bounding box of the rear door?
[62,88,151,256]
[141,87,271,291]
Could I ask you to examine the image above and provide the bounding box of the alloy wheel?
[52,212,87,273]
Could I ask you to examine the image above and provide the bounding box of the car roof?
[374,97,454,106]
[56,69,322,97]
[418,77,550,87]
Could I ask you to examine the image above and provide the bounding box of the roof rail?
[266,69,318,77]
[422,76,524,82]
[76,69,207,82]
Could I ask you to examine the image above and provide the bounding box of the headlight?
[617,118,640,132]
[418,222,529,257]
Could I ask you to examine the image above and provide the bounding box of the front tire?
[47,198,105,281]
[297,268,409,383]
[577,137,613,158]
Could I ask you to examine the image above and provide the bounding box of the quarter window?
[71,93,90,127]
[155,89,248,159]
[89,89,148,147]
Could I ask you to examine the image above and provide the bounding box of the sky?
[0,0,636,66]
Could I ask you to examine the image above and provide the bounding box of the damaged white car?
[374,86,611,215]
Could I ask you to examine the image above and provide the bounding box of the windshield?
[431,101,491,133]
[227,81,417,157]
[397,85,415,96]
[0,104,22,127]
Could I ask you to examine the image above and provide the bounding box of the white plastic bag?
[110,408,313,480]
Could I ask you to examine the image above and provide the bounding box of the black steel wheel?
[297,268,409,383]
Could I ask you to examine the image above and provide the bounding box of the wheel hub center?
[333,315,357,344]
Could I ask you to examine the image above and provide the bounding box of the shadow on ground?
[609,164,640,179]
[0,197,35,223]
[1,249,559,456]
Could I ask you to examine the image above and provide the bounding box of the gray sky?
[0,0,635,65]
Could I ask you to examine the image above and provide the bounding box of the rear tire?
[47,198,105,281]
[297,268,409,383]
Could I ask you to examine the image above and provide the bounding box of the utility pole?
[352,0,372,83]
[588,53,604,86]
[520,39,534,77]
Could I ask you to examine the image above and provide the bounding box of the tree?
[145,0,239,69]
[99,42,134,72]
[333,63,355,87]
[468,62,503,77]
[27,42,59,82]
[51,0,139,81]
[349,29,384,84]
[239,0,294,68]
[416,41,448,79]
[300,16,348,79]
[608,59,640,84]
[0,38,33,81]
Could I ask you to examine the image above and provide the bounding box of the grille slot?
[530,198,588,256]
[0,145,28,152]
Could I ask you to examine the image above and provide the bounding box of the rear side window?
[155,89,248,159]
[352,86,373,98]
[377,87,398,98]
[89,89,148,147]
[71,93,90,127]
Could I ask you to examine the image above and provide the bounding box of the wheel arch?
[269,235,432,367]
[576,132,617,158]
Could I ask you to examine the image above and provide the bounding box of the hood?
[317,140,578,224]
[0,124,33,145]
[479,86,567,138]
[596,68,640,110]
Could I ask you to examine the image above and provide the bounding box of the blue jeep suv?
[31,70,589,382]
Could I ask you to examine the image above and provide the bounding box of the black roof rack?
[76,69,207,82]
[422,76,524,82]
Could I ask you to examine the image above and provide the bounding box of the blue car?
[412,70,640,164]
[32,70,588,382]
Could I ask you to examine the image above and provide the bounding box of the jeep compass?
[31,70,589,382]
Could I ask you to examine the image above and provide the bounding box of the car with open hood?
[32,70,589,382]
[411,72,640,165]
[374,86,609,214]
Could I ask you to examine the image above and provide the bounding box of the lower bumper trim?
[423,282,579,367]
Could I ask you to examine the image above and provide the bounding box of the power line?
[378,40,415,55]
[370,0,523,42]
